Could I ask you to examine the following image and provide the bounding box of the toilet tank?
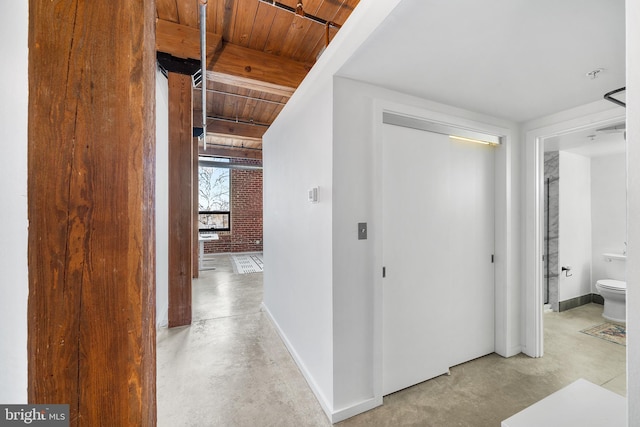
[603,253,626,280]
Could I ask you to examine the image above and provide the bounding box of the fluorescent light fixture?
[383,112,501,146]
[449,135,499,146]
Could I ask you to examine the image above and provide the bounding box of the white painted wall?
[558,152,592,302]
[590,153,627,288]
[265,0,522,416]
[156,68,169,328]
[262,73,335,414]
[625,0,640,424]
[0,1,29,404]
[262,1,403,422]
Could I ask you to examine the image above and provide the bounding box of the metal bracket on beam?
[157,52,201,77]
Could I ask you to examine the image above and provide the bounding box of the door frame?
[523,107,626,357]
[371,99,514,400]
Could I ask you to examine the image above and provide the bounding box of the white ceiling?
[544,122,626,158]
[337,0,625,123]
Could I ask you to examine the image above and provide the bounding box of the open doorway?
[524,109,627,393]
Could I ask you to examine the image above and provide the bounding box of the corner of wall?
[0,0,29,404]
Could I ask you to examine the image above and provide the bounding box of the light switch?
[358,222,367,240]
[308,187,318,203]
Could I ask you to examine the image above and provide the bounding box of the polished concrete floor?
[157,255,626,426]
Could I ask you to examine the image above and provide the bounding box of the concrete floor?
[157,255,626,426]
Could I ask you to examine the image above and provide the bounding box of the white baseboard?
[261,303,334,421]
[331,396,382,423]
[261,303,383,423]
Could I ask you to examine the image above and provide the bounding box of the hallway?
[157,256,625,426]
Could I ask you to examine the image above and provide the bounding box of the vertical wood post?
[28,1,157,425]
[168,72,193,327]
[193,136,200,279]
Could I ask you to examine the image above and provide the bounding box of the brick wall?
[204,159,263,253]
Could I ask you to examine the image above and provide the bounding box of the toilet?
[595,279,626,323]
[595,253,626,323]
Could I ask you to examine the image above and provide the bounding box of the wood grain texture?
[28,0,156,425]
[200,140,263,159]
[193,135,200,279]
[154,0,359,154]
[156,19,223,60]
[211,42,311,89]
[167,72,193,328]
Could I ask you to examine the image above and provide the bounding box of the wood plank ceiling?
[156,0,359,157]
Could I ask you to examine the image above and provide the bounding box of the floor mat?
[231,253,264,274]
[581,322,626,346]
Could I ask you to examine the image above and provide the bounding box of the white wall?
[590,152,627,288]
[626,0,640,423]
[262,1,402,422]
[156,68,169,328]
[0,1,29,404]
[558,151,592,301]
[262,74,335,414]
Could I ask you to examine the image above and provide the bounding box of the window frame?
[198,210,231,232]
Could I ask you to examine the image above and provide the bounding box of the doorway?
[524,110,626,357]
[381,117,496,395]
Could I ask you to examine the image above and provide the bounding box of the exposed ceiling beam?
[194,113,268,139]
[206,71,295,98]
[156,18,222,60]
[210,42,311,91]
[156,20,308,94]
[199,142,263,160]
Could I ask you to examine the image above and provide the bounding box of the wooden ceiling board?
[262,9,297,56]
[221,93,240,118]
[159,0,360,157]
[228,89,250,119]
[308,0,357,57]
[277,15,315,59]
[176,0,199,27]
[221,0,238,42]
[209,0,227,35]
[232,0,260,46]
[292,0,340,59]
[238,96,259,122]
[247,3,278,51]
[156,0,179,22]
[247,98,275,123]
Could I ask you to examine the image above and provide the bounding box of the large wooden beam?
[193,113,268,139]
[206,71,296,98]
[193,135,199,279]
[211,42,310,91]
[168,72,193,328]
[156,20,299,97]
[199,142,263,160]
[156,18,222,61]
[28,1,156,425]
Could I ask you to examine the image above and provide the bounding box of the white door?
[382,123,495,396]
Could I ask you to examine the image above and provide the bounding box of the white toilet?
[595,253,627,323]
[595,279,626,323]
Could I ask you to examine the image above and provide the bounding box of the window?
[198,157,230,232]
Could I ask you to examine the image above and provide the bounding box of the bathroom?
[544,123,627,319]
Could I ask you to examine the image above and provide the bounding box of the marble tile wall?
[544,152,560,311]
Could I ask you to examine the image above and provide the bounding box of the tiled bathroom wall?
[544,152,560,311]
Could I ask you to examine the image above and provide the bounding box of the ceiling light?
[449,135,499,146]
